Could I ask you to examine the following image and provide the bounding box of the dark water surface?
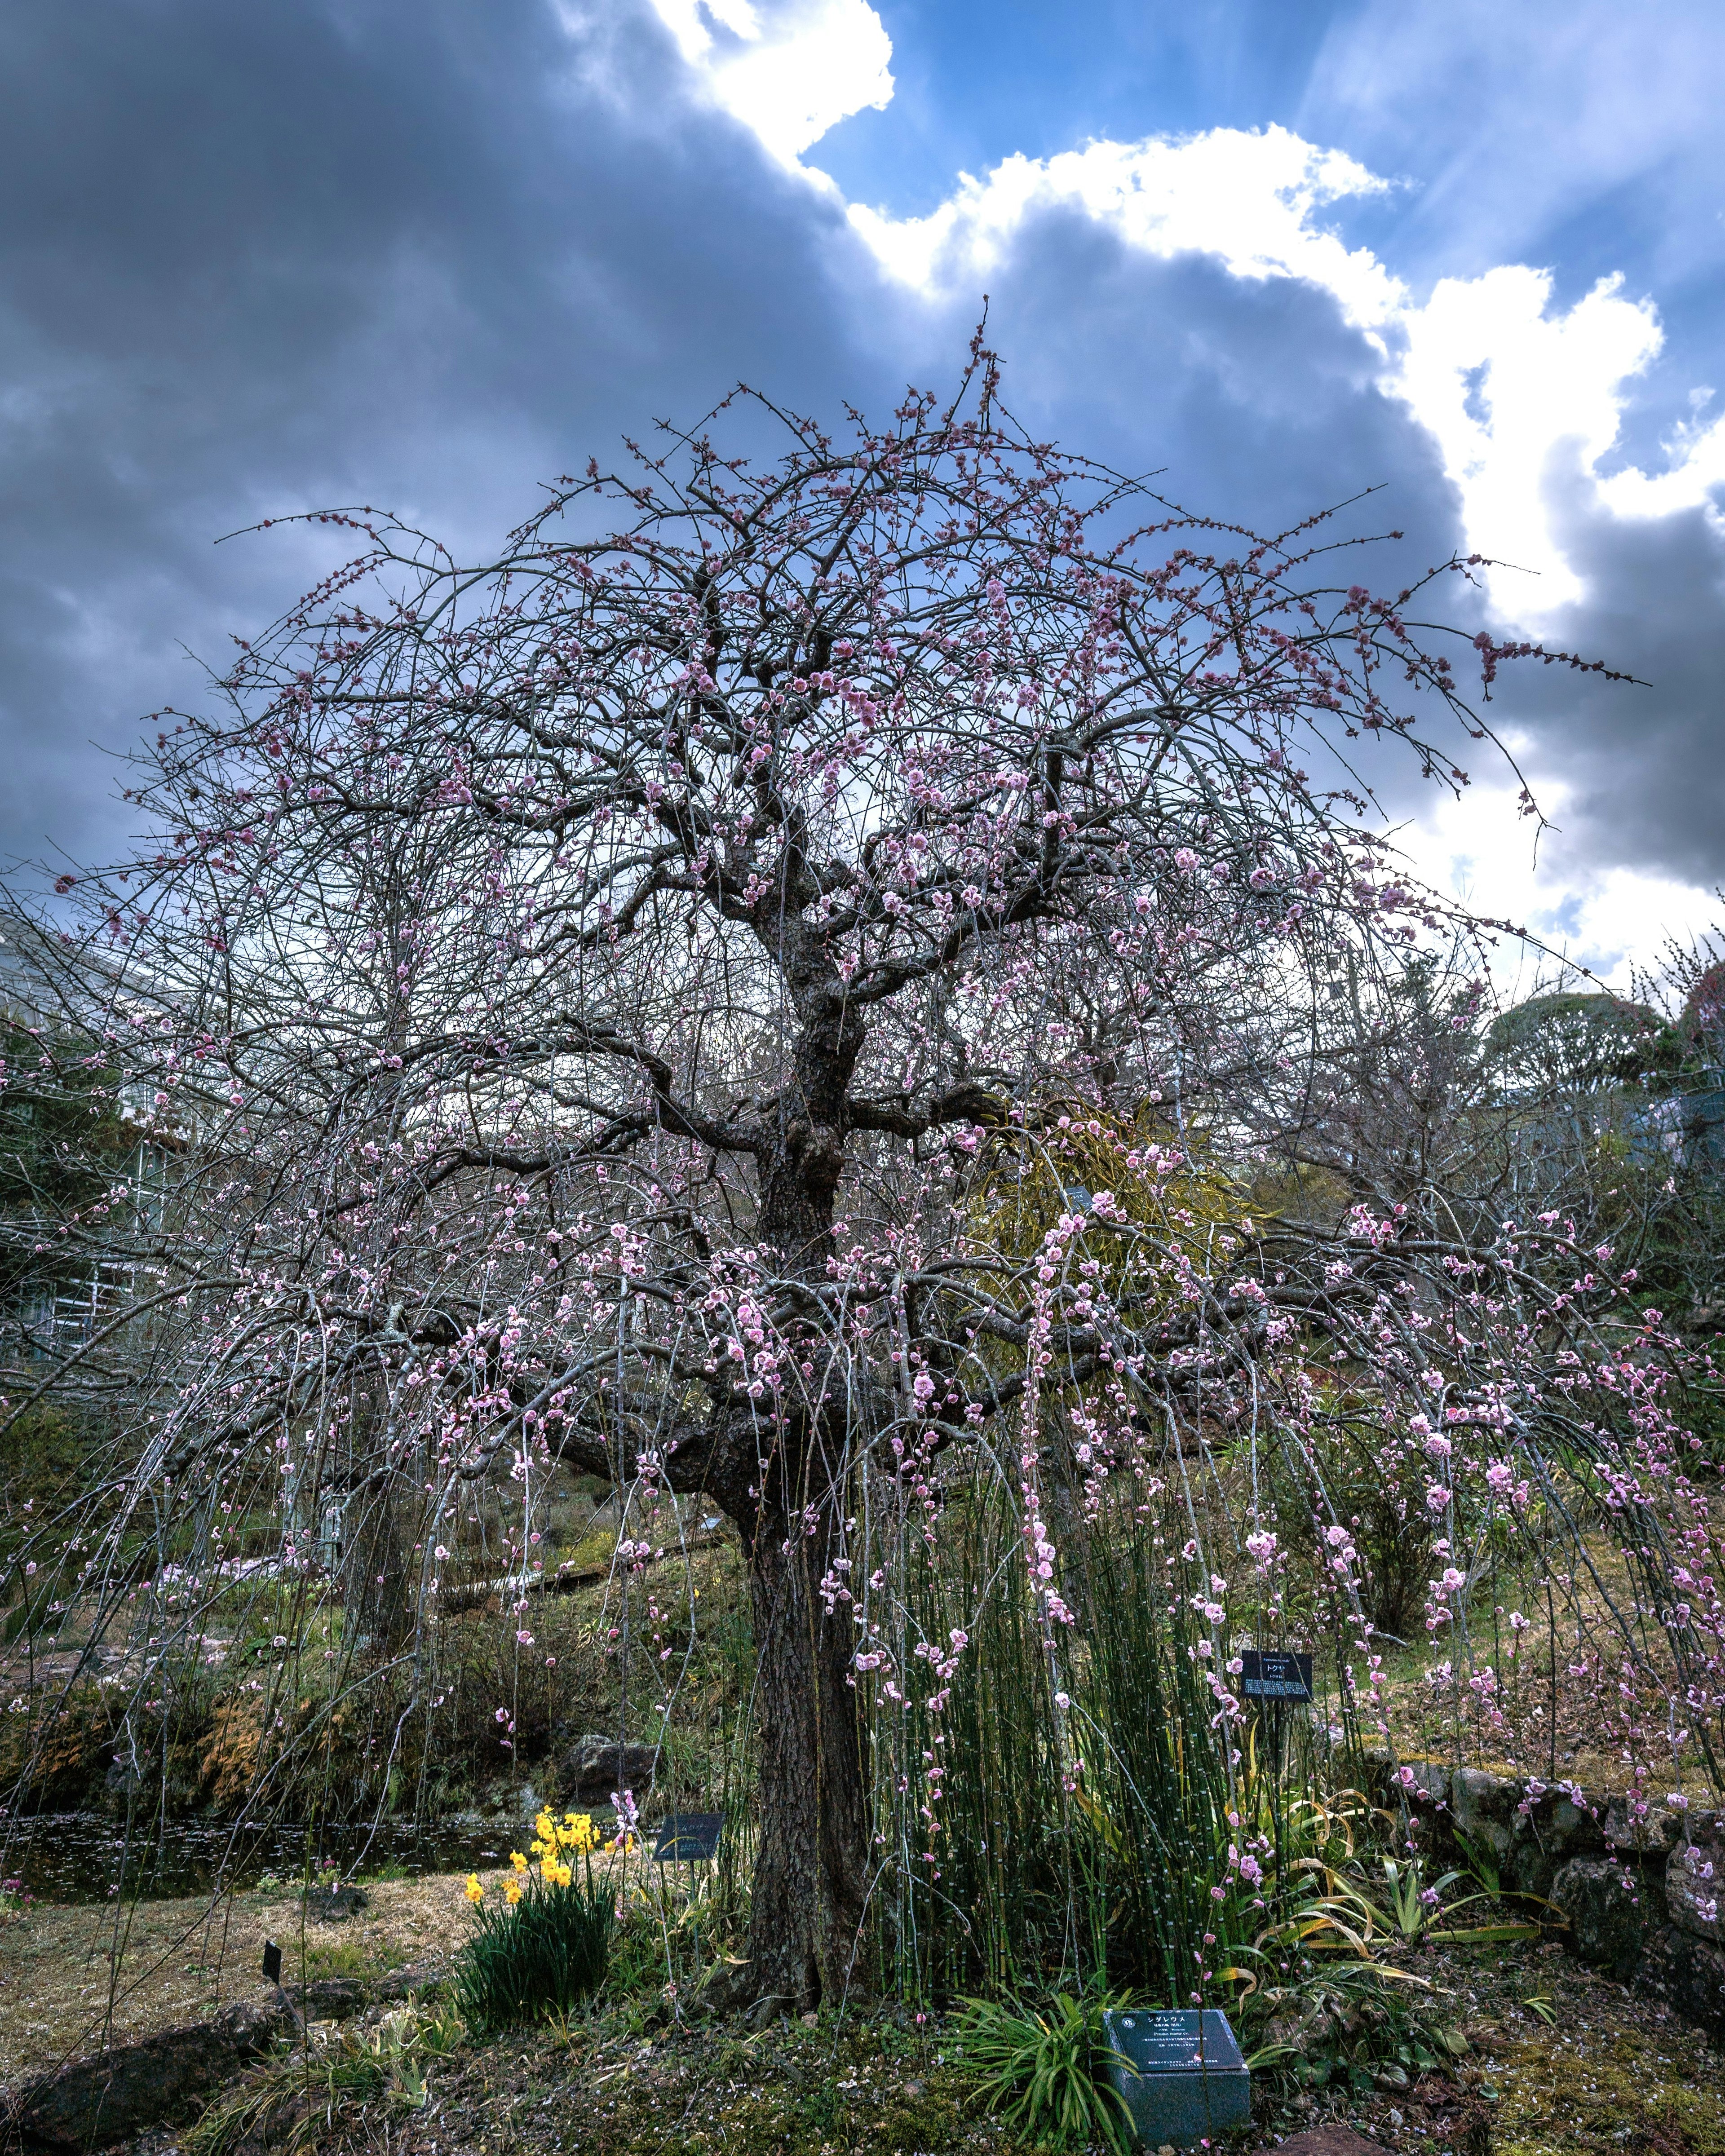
[0,1813,508,1904]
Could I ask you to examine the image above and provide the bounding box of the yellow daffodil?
[510,1851,528,1873]
[504,1882,522,1905]
[464,1874,484,1904]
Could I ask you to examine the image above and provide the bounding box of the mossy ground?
[178,1944,1725,2156]
[5,1871,1725,2155]
[407,2010,1016,2156]
[1331,1934,1725,2156]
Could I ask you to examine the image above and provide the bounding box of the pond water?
[0,1813,511,1905]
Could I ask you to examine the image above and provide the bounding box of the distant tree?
[0,1011,128,1360]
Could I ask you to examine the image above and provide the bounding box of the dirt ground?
[0,1866,504,2083]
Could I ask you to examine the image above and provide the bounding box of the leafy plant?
[955,1990,1135,2153]
[1360,1854,1539,1947]
[1376,1854,1461,1941]
[188,2001,464,2156]
[1225,1919,1454,2094]
[1451,1827,1502,1898]
[1219,1849,1471,2094]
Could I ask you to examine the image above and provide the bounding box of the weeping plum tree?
[27,349,1712,2010]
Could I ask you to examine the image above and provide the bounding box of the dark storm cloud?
[3,1,1718,914]
[0,0,872,871]
[1488,463,1725,888]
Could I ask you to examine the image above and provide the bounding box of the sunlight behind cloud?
[627,14,1724,974]
[645,0,893,165]
[1394,269,1663,609]
[842,117,1722,632]
[1397,773,1719,994]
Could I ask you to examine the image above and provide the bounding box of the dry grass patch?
[0,1869,497,2084]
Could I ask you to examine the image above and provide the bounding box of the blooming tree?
[24,350,1717,2009]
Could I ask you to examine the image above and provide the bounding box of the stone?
[1551,1857,1661,1982]
[2,1997,294,2152]
[557,1732,659,1805]
[374,1960,451,2001]
[1398,1761,1450,1807]
[1506,1834,1561,1900]
[1602,1797,1685,1856]
[280,1977,367,2021]
[102,1758,145,1812]
[1103,2009,1250,2149]
[1504,1789,1604,1897]
[700,1957,755,2015]
[1256,2130,1389,2156]
[1665,1839,1723,1943]
[302,1883,368,1922]
[1451,1769,1515,1860]
[1641,1923,1725,2038]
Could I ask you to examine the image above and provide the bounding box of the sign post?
[651,1814,724,1997]
[1238,1648,1312,1772]
[1237,1650,1313,1701]
[1102,2008,1250,2147]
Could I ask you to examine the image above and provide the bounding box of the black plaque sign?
[1238,1649,1313,1701]
[652,1812,724,1862]
[261,1939,283,1984]
[1102,2008,1250,2145]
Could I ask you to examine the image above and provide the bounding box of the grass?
[188,1998,467,2156]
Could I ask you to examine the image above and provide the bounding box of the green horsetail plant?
[869,1457,1324,2005]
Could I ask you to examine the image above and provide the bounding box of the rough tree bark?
[722,999,871,2010]
[738,1465,869,2009]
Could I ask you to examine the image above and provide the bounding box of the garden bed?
[7,1875,1725,2156]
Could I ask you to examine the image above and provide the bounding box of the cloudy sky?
[2,0,1721,983]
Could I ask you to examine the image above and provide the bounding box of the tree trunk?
[336,1470,413,1655]
[727,1003,871,2009]
[740,1490,870,2009]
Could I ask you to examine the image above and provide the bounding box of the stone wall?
[1379,1761,1725,2037]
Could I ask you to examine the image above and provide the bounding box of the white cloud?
[1596,392,1725,526]
[628,20,1724,969]
[644,0,893,165]
[1396,773,1719,993]
[842,119,1725,623]
[1392,269,1663,609]
[848,127,1405,332]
